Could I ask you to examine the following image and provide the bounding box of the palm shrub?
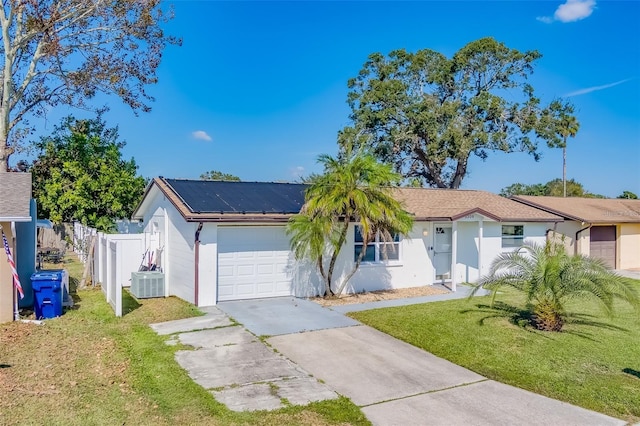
[287,146,413,297]
[472,242,639,331]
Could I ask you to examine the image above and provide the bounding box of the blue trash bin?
[31,271,64,319]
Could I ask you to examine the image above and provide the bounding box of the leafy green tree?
[287,149,413,297]
[618,191,638,199]
[31,115,146,231]
[472,242,639,332]
[500,183,547,198]
[344,37,577,188]
[0,1,180,171]
[544,178,597,197]
[500,179,604,198]
[199,170,241,181]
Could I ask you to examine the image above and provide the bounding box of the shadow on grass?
[559,312,629,340]
[623,368,640,379]
[0,364,10,368]
[461,302,629,340]
[123,289,142,316]
[460,301,537,330]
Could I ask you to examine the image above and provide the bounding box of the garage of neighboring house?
[512,196,640,270]
[217,226,293,301]
[589,226,616,268]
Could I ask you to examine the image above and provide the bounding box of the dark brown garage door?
[590,226,616,269]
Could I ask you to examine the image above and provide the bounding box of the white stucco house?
[131,178,562,306]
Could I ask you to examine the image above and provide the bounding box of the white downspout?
[478,218,483,280]
[163,207,170,298]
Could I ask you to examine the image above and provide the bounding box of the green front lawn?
[350,284,640,423]
[0,256,368,426]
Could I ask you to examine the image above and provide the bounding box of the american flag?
[2,230,24,299]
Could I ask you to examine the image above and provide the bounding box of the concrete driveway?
[616,269,640,280]
[217,296,359,336]
[154,299,627,424]
[268,325,626,426]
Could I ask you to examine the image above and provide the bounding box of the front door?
[434,225,452,281]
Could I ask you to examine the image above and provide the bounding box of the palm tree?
[471,242,639,331]
[546,100,580,197]
[287,149,413,297]
[559,114,579,198]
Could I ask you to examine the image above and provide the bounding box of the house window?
[354,225,400,263]
[502,225,524,248]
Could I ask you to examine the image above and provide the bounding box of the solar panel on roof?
[165,179,307,214]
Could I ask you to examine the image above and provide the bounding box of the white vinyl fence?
[104,240,122,317]
[73,222,158,317]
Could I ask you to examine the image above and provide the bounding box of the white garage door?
[217,226,294,301]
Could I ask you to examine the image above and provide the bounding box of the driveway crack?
[358,378,489,408]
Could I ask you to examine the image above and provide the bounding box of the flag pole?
[14,284,19,321]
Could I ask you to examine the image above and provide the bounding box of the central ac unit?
[130,271,165,299]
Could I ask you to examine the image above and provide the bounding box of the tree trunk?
[0,111,10,172]
[0,142,11,173]
[316,257,330,297]
[450,154,470,189]
[324,219,349,297]
[532,301,564,332]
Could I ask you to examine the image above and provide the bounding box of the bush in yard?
[471,242,639,331]
[287,145,413,297]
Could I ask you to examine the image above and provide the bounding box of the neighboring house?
[131,178,562,306]
[0,173,35,323]
[511,196,640,270]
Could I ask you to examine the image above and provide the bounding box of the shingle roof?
[133,178,562,223]
[511,196,640,223]
[0,173,32,221]
[394,188,562,222]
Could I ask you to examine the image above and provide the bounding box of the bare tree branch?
[0,0,180,170]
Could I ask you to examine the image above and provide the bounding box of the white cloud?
[555,0,596,22]
[191,130,212,141]
[564,79,630,97]
[537,0,596,24]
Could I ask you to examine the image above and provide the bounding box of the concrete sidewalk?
[268,325,626,426]
[330,284,485,314]
[150,307,338,412]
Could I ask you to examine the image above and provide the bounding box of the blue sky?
[34,1,640,197]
